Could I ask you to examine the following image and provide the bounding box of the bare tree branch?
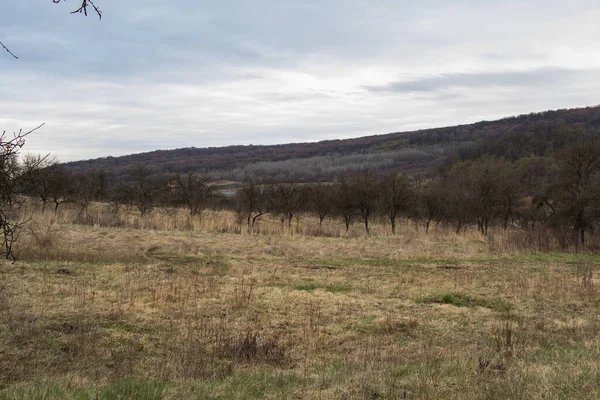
[0,41,18,59]
[2,2,103,59]
[53,0,103,20]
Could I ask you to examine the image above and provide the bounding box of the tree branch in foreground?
[0,41,18,59]
[53,0,103,20]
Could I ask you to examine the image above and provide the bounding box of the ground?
[1,207,599,399]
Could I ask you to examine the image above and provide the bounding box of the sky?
[1,0,600,161]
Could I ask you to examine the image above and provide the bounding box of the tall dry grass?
[1,200,600,398]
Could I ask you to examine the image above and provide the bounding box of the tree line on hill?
[64,106,600,182]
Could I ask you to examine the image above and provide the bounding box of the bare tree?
[466,160,504,235]
[22,154,53,210]
[441,172,475,234]
[543,140,600,246]
[0,125,44,260]
[306,183,334,233]
[350,172,380,235]
[22,156,74,212]
[380,173,412,234]
[172,171,214,217]
[72,170,108,217]
[271,182,307,231]
[334,176,356,233]
[418,182,444,234]
[117,164,165,217]
[234,180,270,231]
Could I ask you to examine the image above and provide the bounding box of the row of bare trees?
[234,139,600,244]
[18,163,215,219]
[3,138,600,260]
[17,142,600,245]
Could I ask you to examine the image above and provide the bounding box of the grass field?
[1,206,600,399]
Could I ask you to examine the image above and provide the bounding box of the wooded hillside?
[65,105,600,181]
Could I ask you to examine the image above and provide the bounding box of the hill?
[65,105,600,181]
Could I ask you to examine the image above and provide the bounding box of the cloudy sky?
[1,1,600,161]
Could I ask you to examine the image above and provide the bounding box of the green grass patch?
[417,292,511,311]
[513,253,600,265]
[295,282,320,291]
[0,380,168,400]
[175,370,304,399]
[392,365,418,378]
[292,253,600,269]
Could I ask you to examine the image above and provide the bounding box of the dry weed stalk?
[232,279,254,308]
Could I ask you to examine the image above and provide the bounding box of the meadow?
[1,203,599,399]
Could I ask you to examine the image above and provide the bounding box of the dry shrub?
[492,318,519,357]
[159,316,287,381]
[25,215,63,249]
[576,264,596,300]
[479,312,525,376]
[231,279,254,308]
[486,226,599,254]
[162,334,231,380]
[73,211,126,228]
[219,330,286,365]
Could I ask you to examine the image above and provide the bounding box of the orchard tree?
[72,170,108,217]
[380,173,412,234]
[235,180,271,231]
[306,183,334,233]
[350,172,380,235]
[334,176,356,233]
[543,140,600,246]
[116,164,166,216]
[22,156,75,212]
[417,180,444,233]
[271,182,307,230]
[172,171,214,217]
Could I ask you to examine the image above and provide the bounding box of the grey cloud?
[366,68,600,94]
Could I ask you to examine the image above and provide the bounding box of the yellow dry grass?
[1,205,600,399]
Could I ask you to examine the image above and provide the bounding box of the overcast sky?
[1,1,600,161]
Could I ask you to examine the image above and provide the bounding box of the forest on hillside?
[64,106,600,182]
